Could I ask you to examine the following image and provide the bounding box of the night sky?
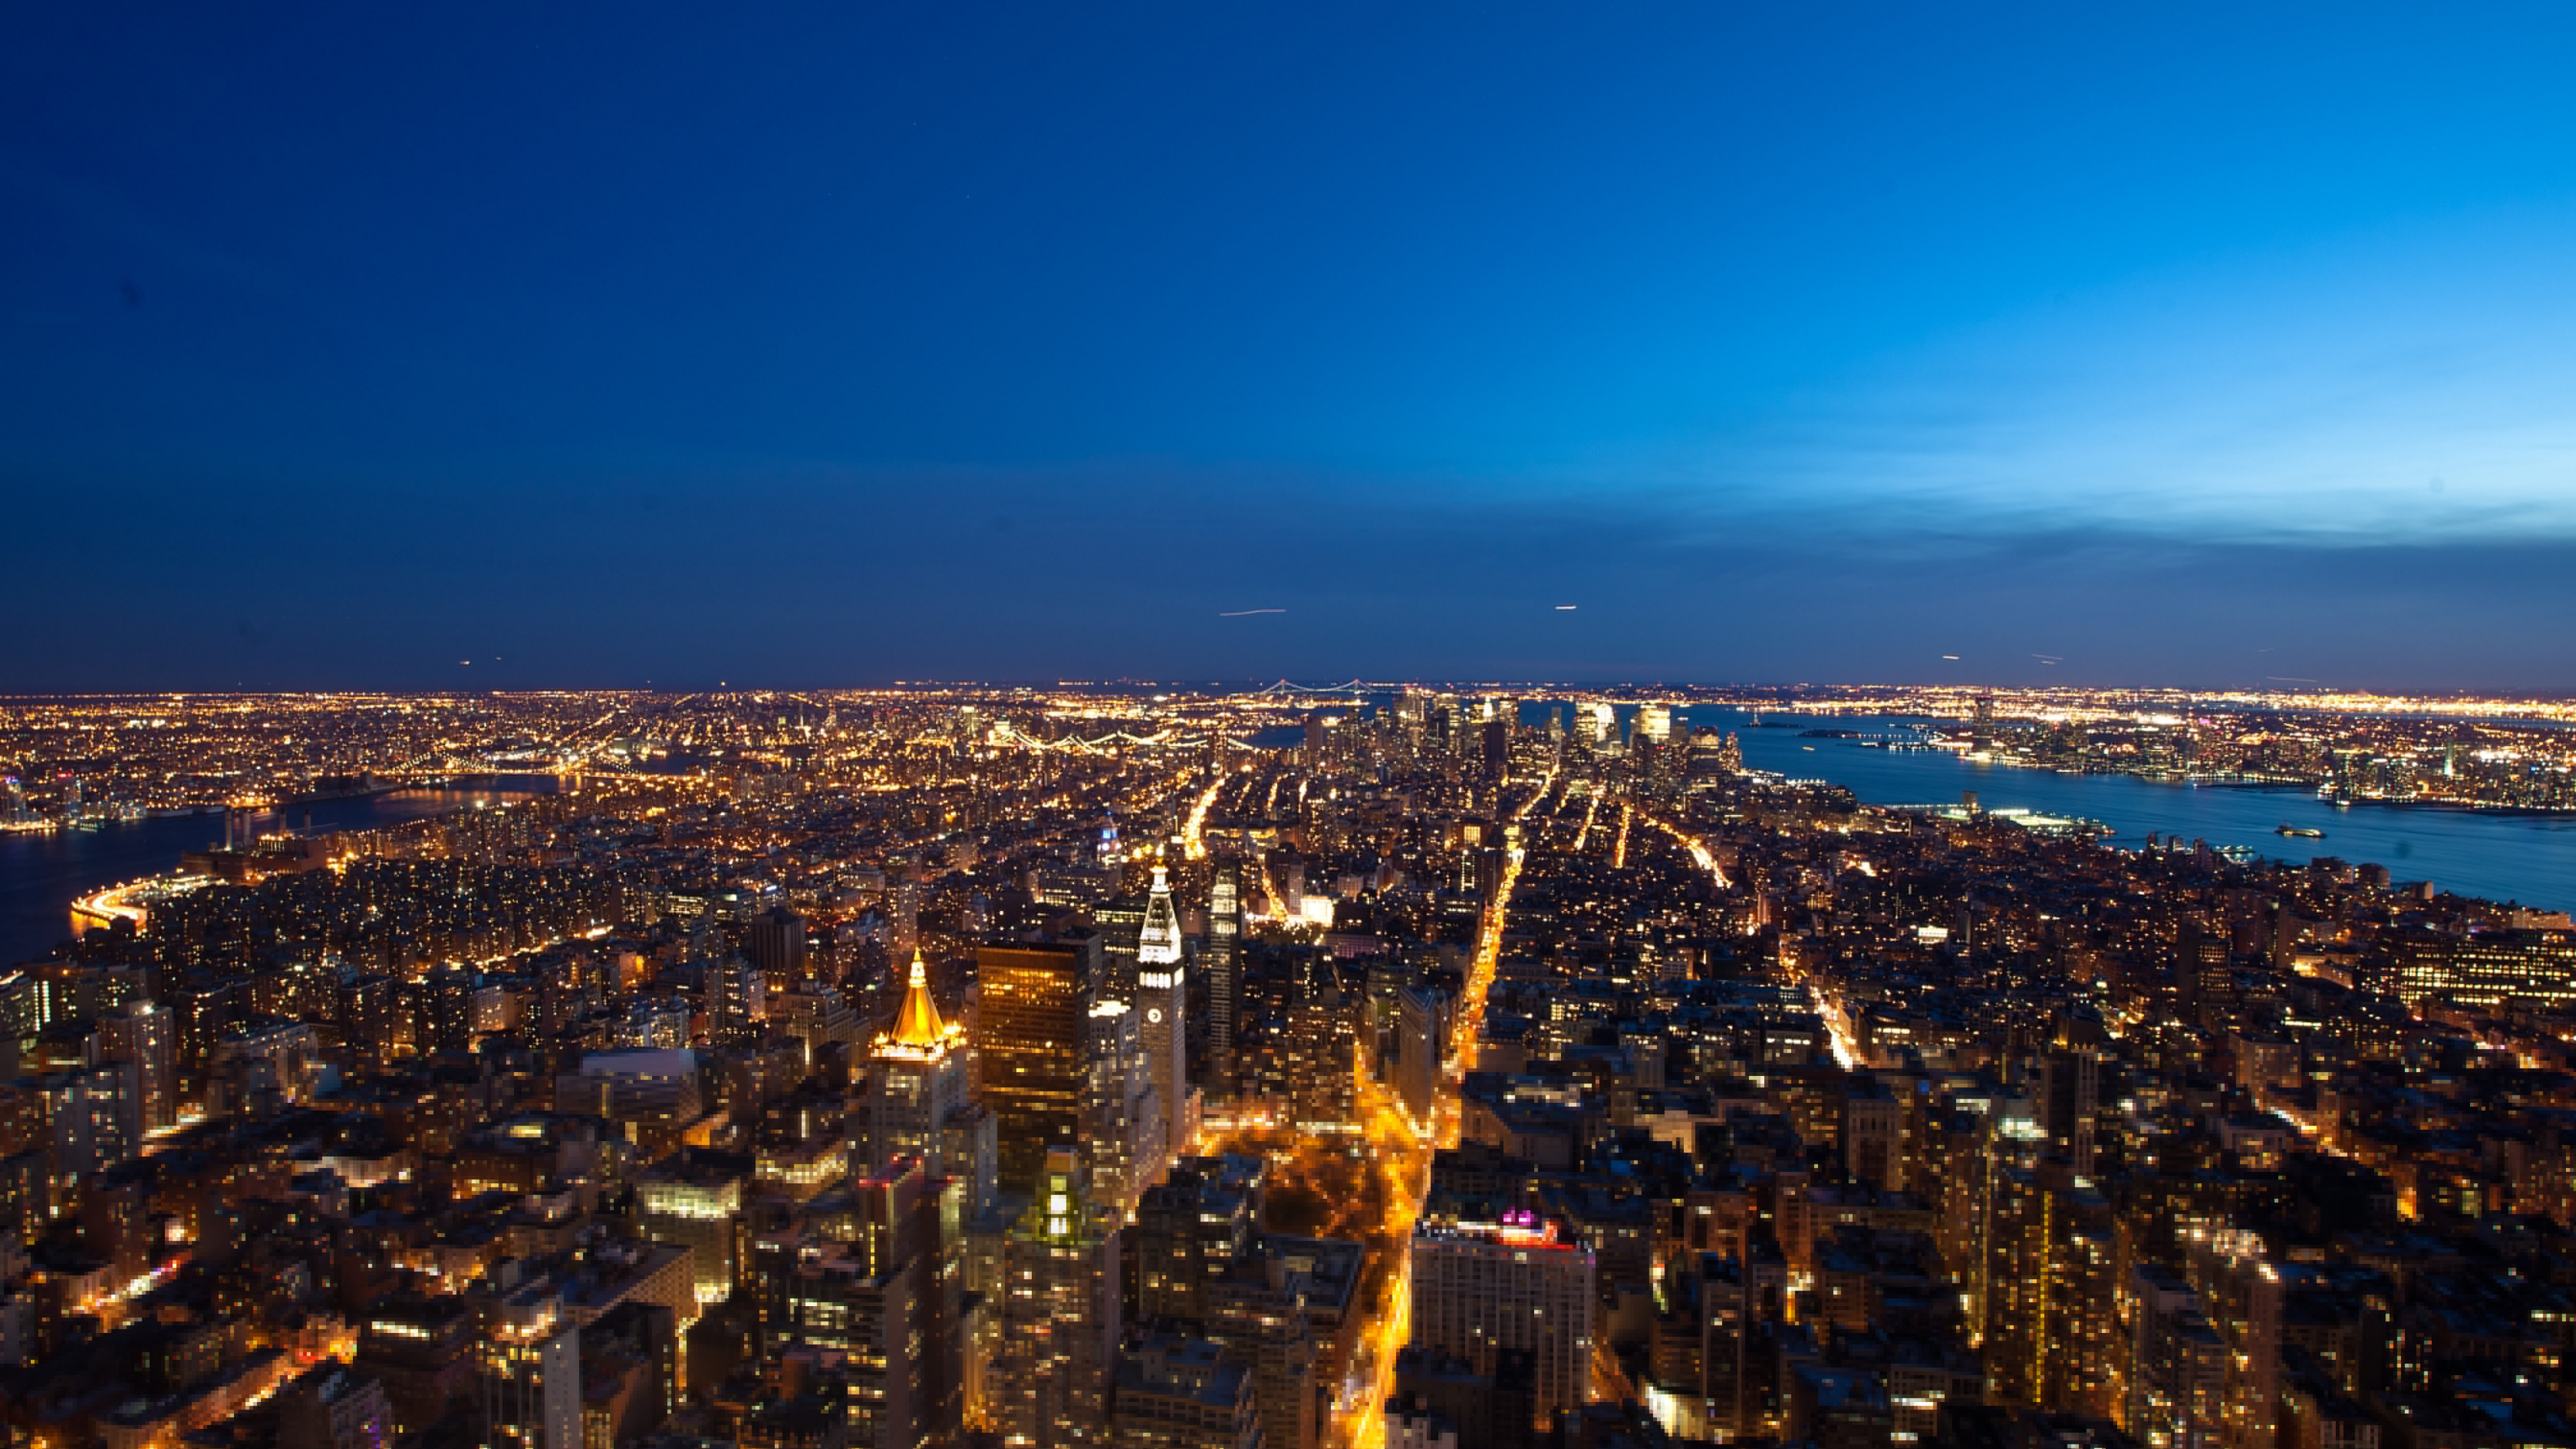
[8,5,2576,692]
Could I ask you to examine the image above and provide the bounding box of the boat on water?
[2277,823,2326,838]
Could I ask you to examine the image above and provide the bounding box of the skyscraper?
[859,951,995,1216]
[708,954,761,1049]
[977,936,1099,1189]
[1082,1000,1162,1219]
[1136,866,1189,1163]
[99,998,175,1134]
[998,1147,1120,1448]
[1204,859,1241,1103]
[743,906,808,985]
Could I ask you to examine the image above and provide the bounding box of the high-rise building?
[998,1148,1121,1449]
[477,1288,582,1449]
[891,879,922,957]
[708,955,762,1049]
[275,1362,393,1449]
[1205,861,1242,1099]
[637,1150,749,1307]
[858,952,995,1216]
[743,906,808,984]
[1082,1001,1162,1220]
[1136,867,1189,1163]
[1282,958,1354,1130]
[1407,1212,1596,1430]
[769,1156,965,1449]
[977,936,1099,1189]
[1129,1155,1265,1324]
[98,999,175,1134]
[1395,985,1446,1132]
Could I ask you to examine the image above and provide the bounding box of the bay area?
[0,786,536,969]
[1669,708,2576,915]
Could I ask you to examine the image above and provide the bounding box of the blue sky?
[7,4,2576,690]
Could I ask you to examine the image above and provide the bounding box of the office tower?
[1130,1155,1264,1324]
[977,936,1099,1189]
[1395,985,1446,1132]
[708,954,762,1049]
[1972,692,1996,753]
[1282,958,1354,1130]
[859,952,995,1216]
[1081,1001,1161,1220]
[998,1148,1121,1449]
[1205,861,1241,1098]
[98,999,175,1134]
[1,777,21,825]
[775,985,859,1061]
[1095,894,1148,1005]
[559,1048,703,1151]
[1633,703,1671,745]
[1577,702,1614,751]
[2040,1044,2102,1175]
[744,906,809,983]
[1136,867,1189,1161]
[1408,1212,1596,1430]
[478,1289,582,1449]
[1480,717,1509,780]
[422,965,481,1056]
[637,1150,749,1306]
[892,879,921,956]
[771,1157,965,1449]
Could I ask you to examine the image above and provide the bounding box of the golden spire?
[889,949,947,1049]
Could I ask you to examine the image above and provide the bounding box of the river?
[0,786,542,968]
[1642,708,2576,914]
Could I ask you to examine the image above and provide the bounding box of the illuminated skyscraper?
[998,1148,1120,1448]
[859,951,996,1215]
[977,935,1099,1189]
[1204,860,1241,1099]
[1136,866,1189,1161]
[770,1156,967,1449]
[1082,1000,1162,1218]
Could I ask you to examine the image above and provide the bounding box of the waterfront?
[1684,709,2576,914]
[0,788,537,967]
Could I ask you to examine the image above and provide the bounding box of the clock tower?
[1135,865,1189,1163]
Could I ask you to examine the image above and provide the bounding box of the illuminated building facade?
[976,937,1098,1189]
[99,998,176,1134]
[477,1290,582,1449]
[1205,860,1241,1096]
[1407,1213,1596,1430]
[859,952,995,1214]
[998,1148,1120,1449]
[771,1157,964,1449]
[1136,866,1189,1163]
[1082,1000,1162,1220]
[638,1150,748,1305]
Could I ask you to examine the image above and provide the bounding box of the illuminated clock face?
[1146,1008,1164,1024]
